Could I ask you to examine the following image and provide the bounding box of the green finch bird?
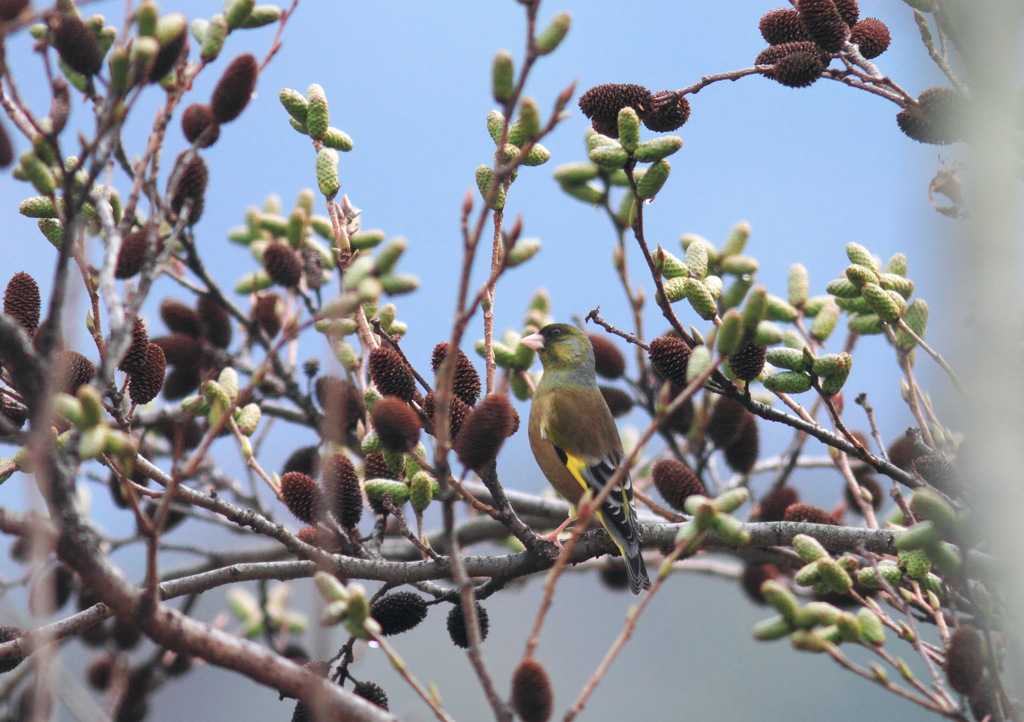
[521,323,651,595]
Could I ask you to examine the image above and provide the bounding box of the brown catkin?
[446,602,489,648]
[322,452,362,528]
[352,681,389,711]
[364,452,398,481]
[115,230,150,279]
[759,8,808,45]
[283,445,321,478]
[849,18,890,59]
[796,0,848,53]
[280,471,322,525]
[262,242,303,288]
[431,342,483,406]
[159,298,202,338]
[168,151,208,225]
[55,350,95,394]
[660,383,695,435]
[181,103,221,148]
[740,564,780,605]
[643,91,691,133]
[724,413,760,474]
[161,365,201,399]
[371,397,421,452]
[4,271,40,336]
[368,346,417,401]
[150,333,202,368]
[728,344,767,381]
[211,53,259,124]
[756,40,830,67]
[453,394,516,471]
[422,391,471,439]
[315,375,364,442]
[846,465,884,512]
[706,397,750,448]
[370,591,428,636]
[770,50,825,88]
[254,293,282,338]
[589,334,626,379]
[945,626,985,694]
[511,658,554,722]
[578,83,653,137]
[128,343,166,405]
[758,485,799,522]
[783,503,839,525]
[648,335,691,388]
[0,117,12,168]
[148,21,187,82]
[52,14,103,76]
[652,458,705,512]
[599,385,634,418]
[197,294,232,349]
[832,0,859,27]
[119,317,150,374]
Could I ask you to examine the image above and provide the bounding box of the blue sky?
[0,1,963,719]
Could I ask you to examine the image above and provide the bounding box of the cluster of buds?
[48,385,137,461]
[673,487,752,554]
[892,488,964,578]
[280,84,353,198]
[226,583,306,639]
[189,0,281,64]
[476,291,552,401]
[180,367,261,444]
[314,572,377,640]
[824,242,919,336]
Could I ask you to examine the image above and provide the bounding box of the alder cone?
[181,103,220,148]
[368,346,417,401]
[322,452,362,528]
[511,658,554,722]
[115,230,150,279]
[758,485,799,522]
[53,15,103,77]
[453,394,516,471]
[128,343,167,405]
[4,271,40,336]
[211,53,259,123]
[262,242,303,288]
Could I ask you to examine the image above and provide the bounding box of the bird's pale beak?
[520,332,544,350]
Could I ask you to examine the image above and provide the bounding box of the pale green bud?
[847,312,884,335]
[684,240,708,280]
[636,159,670,199]
[717,310,745,356]
[845,242,875,268]
[522,143,551,166]
[38,219,64,248]
[364,478,410,504]
[517,97,541,142]
[792,533,827,562]
[844,264,879,288]
[825,277,860,298]
[761,579,800,624]
[315,148,340,197]
[224,0,255,28]
[766,347,809,372]
[721,220,751,256]
[720,255,759,276]
[834,295,873,314]
[712,487,749,514]
[380,273,419,295]
[350,229,385,251]
[492,50,514,103]
[234,403,261,436]
[305,83,329,140]
[559,181,603,205]
[486,109,506,144]
[552,162,599,185]
[78,424,109,460]
[857,608,886,646]
[753,615,792,641]
[19,196,60,218]
[279,88,308,124]
[410,470,434,513]
[898,548,932,580]
[617,107,640,153]
[762,370,812,394]
[810,300,841,341]
[686,344,712,384]
[764,294,797,322]
[241,4,280,26]
[878,272,914,298]
[861,282,901,322]
[535,11,571,54]
[322,127,354,152]
[507,237,541,267]
[720,276,753,310]
[589,145,629,169]
[885,252,908,277]
[200,13,228,61]
[632,135,682,162]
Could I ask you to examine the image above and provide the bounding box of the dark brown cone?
[599,559,630,591]
[352,681,389,711]
[364,452,398,481]
[148,23,187,83]
[706,397,750,448]
[181,103,220,148]
[87,654,114,691]
[316,376,363,443]
[161,365,201,400]
[53,14,103,76]
[912,455,963,495]
[783,503,839,525]
[302,248,325,290]
[368,346,417,401]
[888,433,925,471]
[589,333,626,379]
[846,465,884,512]
[372,397,421,452]
[262,242,303,288]
[600,386,634,418]
[652,458,705,512]
[511,658,554,722]
[55,350,95,394]
[295,526,341,554]
[643,92,691,133]
[291,701,313,722]
[648,335,691,388]
[196,294,232,349]
[945,626,985,694]
[969,677,996,722]
[578,83,653,138]
[159,298,202,338]
[508,405,521,436]
[770,51,825,88]
[796,0,848,53]
[118,317,149,373]
[0,626,26,673]
[283,445,321,478]
[4,271,40,336]
[849,18,889,59]
[322,452,362,528]
[740,564,780,605]
[758,485,799,522]
[111,617,142,650]
[756,40,830,66]
[370,591,428,636]
[0,0,29,23]
[168,151,208,225]
[724,413,759,473]
[128,343,166,405]
[660,383,694,434]
[832,0,859,27]
[0,117,12,168]
[453,394,516,472]
[728,344,767,381]
[211,53,258,124]
[446,602,489,648]
[115,230,150,279]
[280,471,322,525]
[897,87,963,145]
[422,391,471,439]
[431,342,483,406]
[254,293,283,338]
[154,414,203,450]
[151,333,202,367]
[760,8,808,45]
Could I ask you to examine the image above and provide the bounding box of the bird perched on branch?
[521,323,650,595]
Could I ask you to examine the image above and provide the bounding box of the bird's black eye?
[549,327,561,337]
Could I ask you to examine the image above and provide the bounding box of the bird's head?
[520,323,595,373]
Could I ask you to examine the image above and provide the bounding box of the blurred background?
[0,0,978,719]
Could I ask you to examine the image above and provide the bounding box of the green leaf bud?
[790,629,830,653]
[720,255,759,276]
[752,321,784,346]
[78,424,109,460]
[305,83,329,140]
[909,488,956,532]
[753,615,792,641]
[684,240,708,280]
[720,276,753,310]
[662,277,688,304]
[241,4,280,27]
[764,294,798,322]
[315,148,340,197]
[712,487,749,514]
[635,159,670,199]
[762,370,812,394]
[712,513,751,546]
[486,109,506,144]
[878,272,914,298]
[492,50,514,103]
[617,106,640,154]
[847,312,885,335]
[792,533,827,562]
[817,557,853,594]
[200,13,228,62]
[844,264,879,288]
[825,277,860,298]
[410,470,434,513]
[686,344,712,384]
[378,274,417,296]
[684,277,717,320]
[559,181,604,205]
[38,218,64,248]
[834,295,873,313]
[475,165,504,210]
[895,299,928,351]
[801,295,828,316]
[857,608,886,646]
[702,275,722,300]
[381,447,405,477]
[760,579,800,624]
[819,359,853,396]
[721,220,751,256]
[925,541,961,576]
[811,353,847,376]
[234,403,261,436]
[350,229,385,250]
[861,282,900,322]
[54,392,85,426]
[279,88,308,125]
[552,162,600,185]
[716,309,745,356]
[794,562,821,588]
[507,237,541,267]
[589,144,629,169]
[742,285,768,335]
[522,143,551,166]
[885,252,908,277]
[898,548,932,580]
[656,247,689,279]
[136,1,158,36]
[224,0,255,28]
[289,118,308,135]
[517,97,541,142]
[234,269,273,294]
[845,242,877,269]
[766,347,809,372]
[857,561,903,588]
[375,237,407,275]
[782,265,809,309]
[19,151,56,195]
[19,196,60,218]
[535,11,571,55]
[322,127,354,152]
[633,135,683,163]
[810,300,840,341]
